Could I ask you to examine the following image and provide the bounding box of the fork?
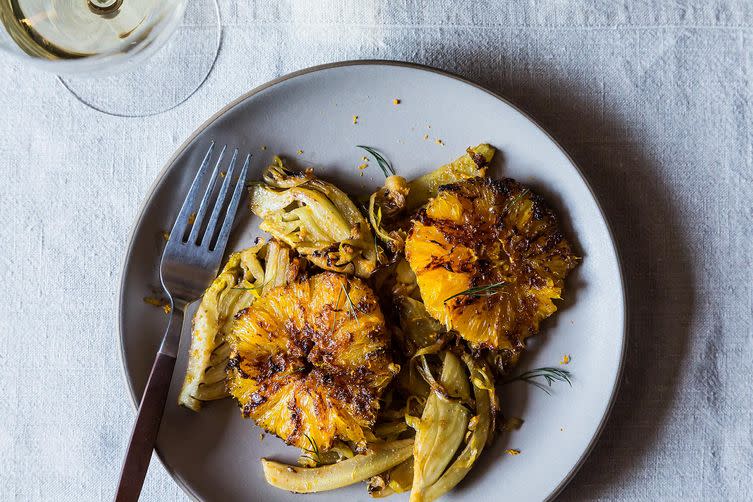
[115,142,250,502]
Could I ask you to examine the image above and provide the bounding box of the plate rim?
[116,59,628,502]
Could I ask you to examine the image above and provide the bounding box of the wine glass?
[0,0,221,116]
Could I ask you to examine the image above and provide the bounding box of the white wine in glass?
[0,0,181,61]
[0,0,221,116]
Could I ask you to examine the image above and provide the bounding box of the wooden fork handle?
[115,351,177,502]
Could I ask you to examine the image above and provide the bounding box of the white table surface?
[1,1,751,501]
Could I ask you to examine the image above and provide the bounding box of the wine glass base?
[58,0,221,117]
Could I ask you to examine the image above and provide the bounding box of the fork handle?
[115,351,177,502]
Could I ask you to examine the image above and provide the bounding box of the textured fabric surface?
[1,1,751,501]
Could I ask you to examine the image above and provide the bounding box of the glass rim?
[0,1,187,75]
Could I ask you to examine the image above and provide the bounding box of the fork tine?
[201,148,238,247]
[212,153,251,252]
[170,142,215,240]
[187,145,227,244]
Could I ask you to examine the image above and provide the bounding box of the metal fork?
[115,142,250,502]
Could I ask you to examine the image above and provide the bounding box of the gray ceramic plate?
[118,61,626,502]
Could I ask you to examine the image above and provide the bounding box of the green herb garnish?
[357,145,396,177]
[443,281,508,303]
[340,283,359,321]
[503,367,572,395]
[301,433,322,466]
[329,286,343,333]
[503,189,530,214]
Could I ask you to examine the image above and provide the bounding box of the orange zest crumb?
[143,296,171,315]
[392,98,401,105]
[505,449,521,456]
[560,354,571,365]
[358,163,368,170]
[503,417,524,431]
[143,296,162,307]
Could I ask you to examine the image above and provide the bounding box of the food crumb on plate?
[352,115,358,124]
[435,138,445,146]
[423,133,429,140]
[261,145,267,151]
[560,354,571,365]
[297,149,304,155]
[505,449,521,456]
[219,171,226,178]
[358,163,368,170]
[143,296,171,315]
[503,417,524,431]
[161,231,170,241]
[188,212,196,225]
[392,98,401,105]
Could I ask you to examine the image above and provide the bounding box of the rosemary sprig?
[503,189,530,214]
[444,281,508,303]
[329,286,343,332]
[357,145,396,177]
[503,367,572,395]
[301,433,322,466]
[340,283,359,321]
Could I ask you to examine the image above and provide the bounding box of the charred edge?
[234,307,250,320]
[227,354,250,379]
[286,394,304,445]
[467,147,489,169]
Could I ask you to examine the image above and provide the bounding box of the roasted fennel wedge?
[249,157,377,277]
[262,439,414,493]
[410,351,471,502]
[405,143,494,211]
[421,355,494,501]
[178,239,298,410]
[367,144,494,257]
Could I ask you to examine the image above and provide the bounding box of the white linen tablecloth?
[1,1,751,500]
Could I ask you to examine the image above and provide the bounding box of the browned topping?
[226,272,397,450]
[405,177,578,355]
